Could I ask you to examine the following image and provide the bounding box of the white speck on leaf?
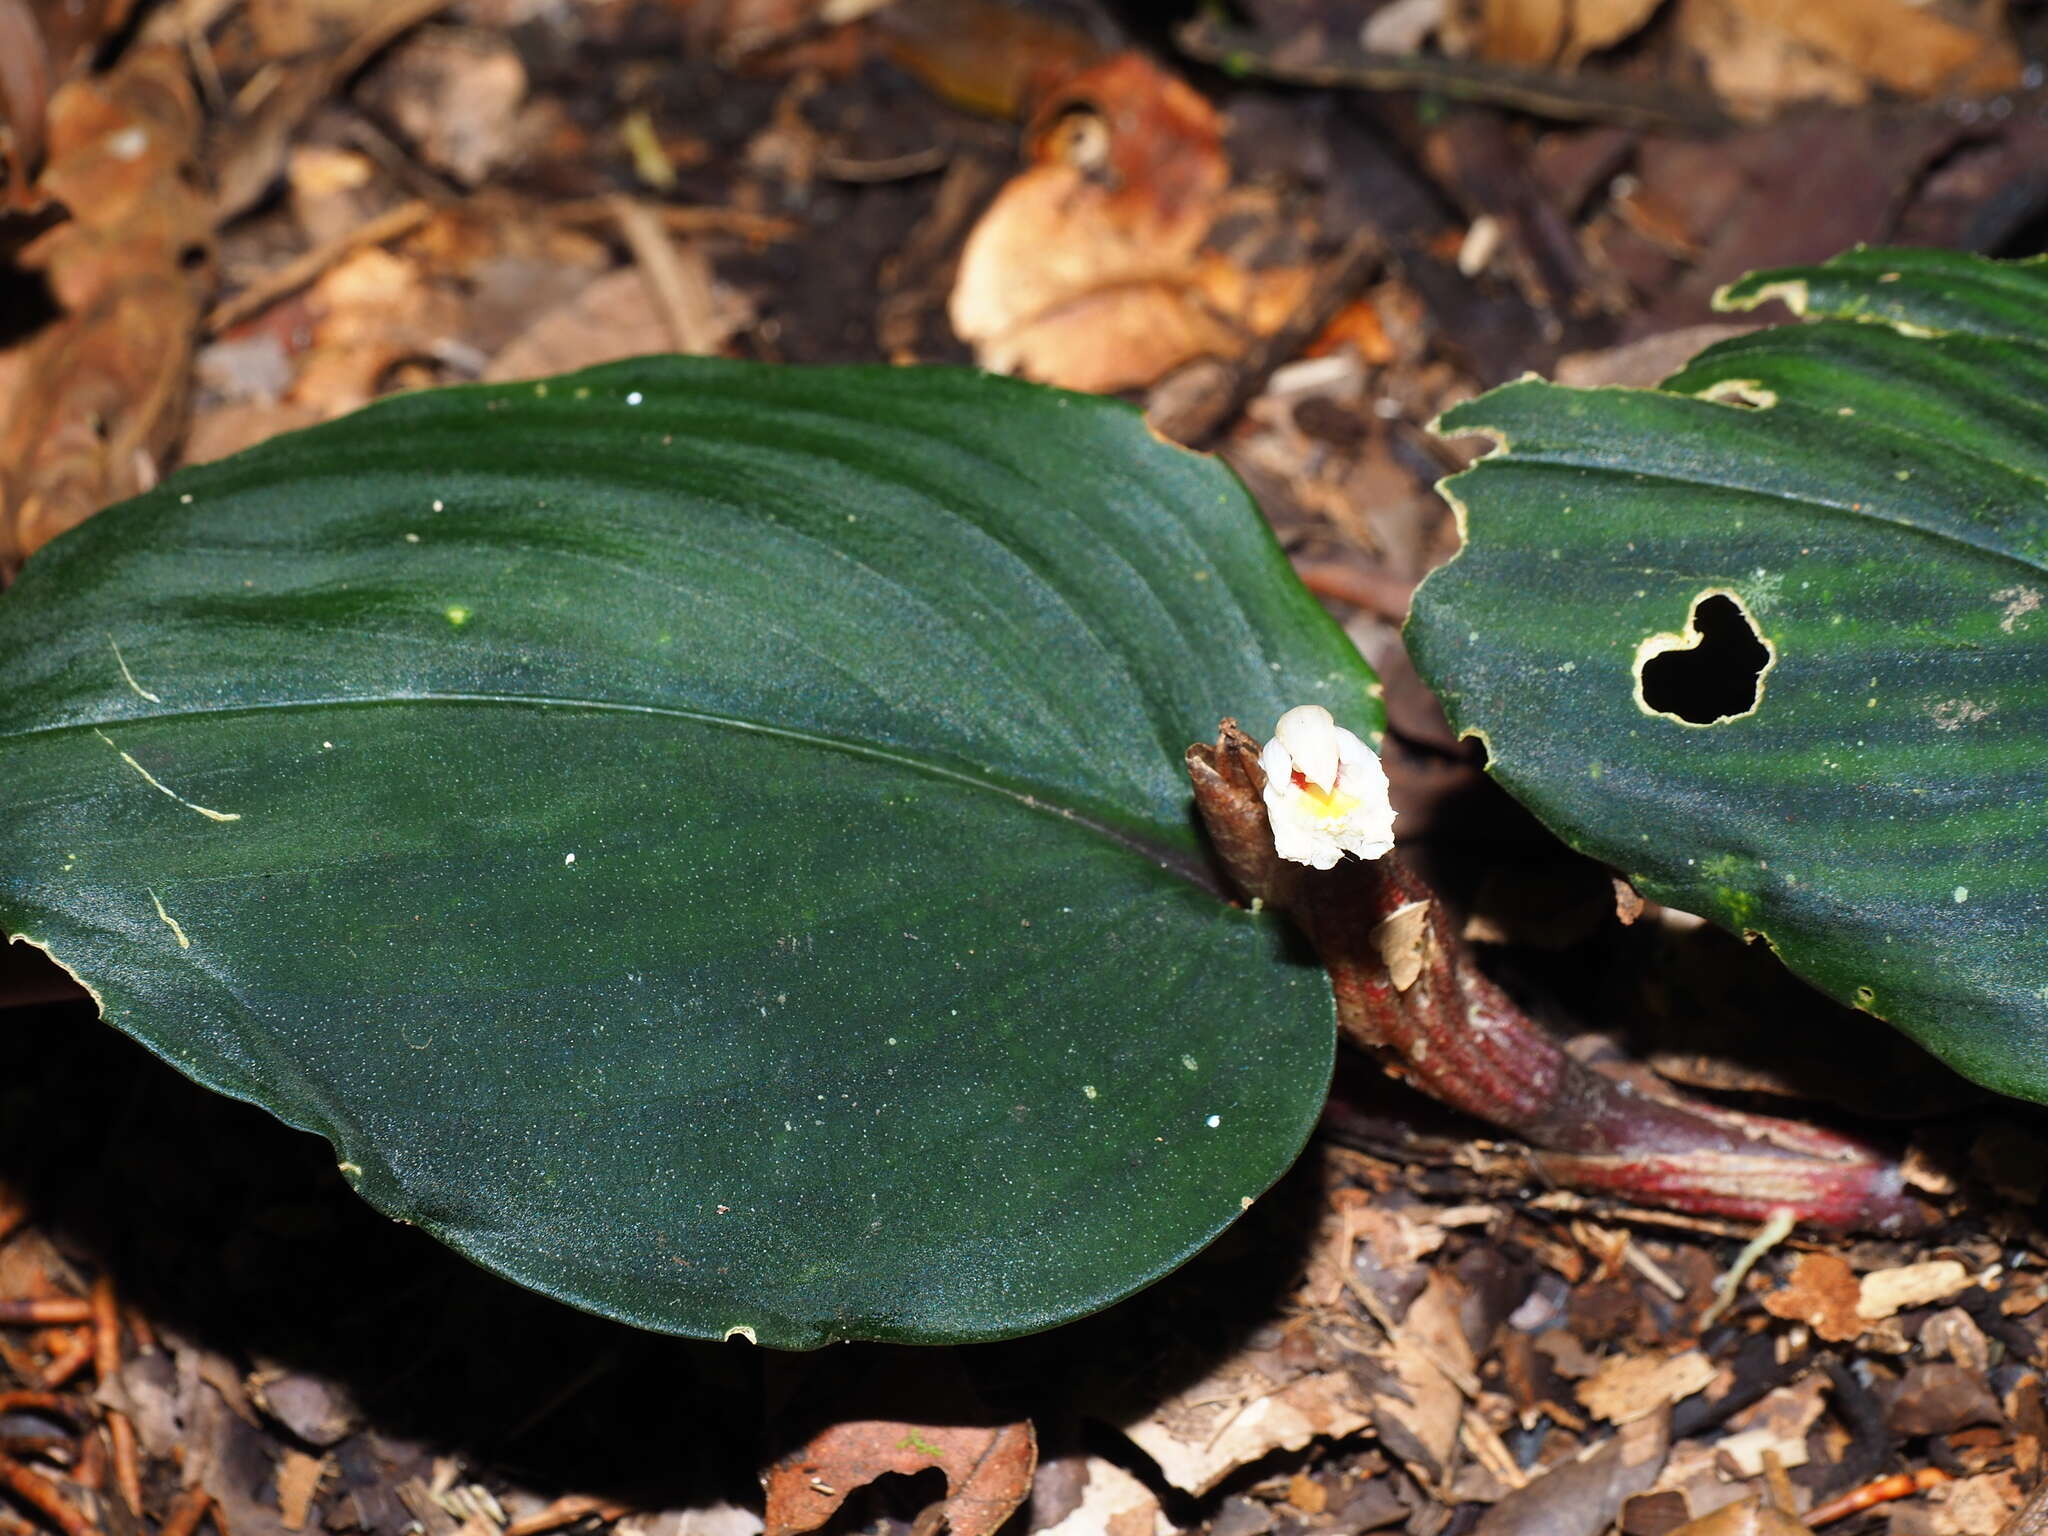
[1205,1115,1221,1128]
[149,890,191,949]
[1954,887,1969,904]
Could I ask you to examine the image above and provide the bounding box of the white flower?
[1258,705,1396,869]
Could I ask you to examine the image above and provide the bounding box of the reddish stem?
[1188,723,1933,1236]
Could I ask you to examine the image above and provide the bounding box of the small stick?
[0,1393,83,1423]
[205,199,432,335]
[500,1495,632,1536]
[0,1303,90,1329]
[87,1280,118,1384]
[160,1489,214,1536]
[1175,16,1729,134]
[1808,1467,1949,1526]
[0,1455,97,1536]
[1151,230,1384,447]
[1290,560,1415,623]
[0,1190,26,1249]
[88,1281,140,1517]
[550,201,799,244]
[607,196,726,355]
[37,1335,93,1391]
[71,1430,101,1495]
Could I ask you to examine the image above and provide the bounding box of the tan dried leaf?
[1579,1348,1719,1426]
[1562,0,1666,64]
[274,1450,329,1531]
[1856,1259,1973,1321]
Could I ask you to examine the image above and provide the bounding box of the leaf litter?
[4,0,2048,1533]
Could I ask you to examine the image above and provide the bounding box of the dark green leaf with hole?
[0,359,1376,1346]
[1411,247,2048,1102]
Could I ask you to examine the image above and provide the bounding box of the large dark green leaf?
[0,359,1376,1346]
[1411,248,2048,1102]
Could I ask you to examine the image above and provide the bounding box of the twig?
[1290,560,1415,623]
[607,196,726,355]
[36,1335,92,1392]
[0,1303,89,1328]
[0,1455,96,1536]
[500,1495,632,1536]
[1809,1468,1950,1527]
[1151,230,1384,447]
[1176,16,1729,135]
[0,1393,83,1423]
[206,199,432,335]
[89,1280,138,1518]
[818,147,949,183]
[159,1489,214,1536]
[550,201,799,244]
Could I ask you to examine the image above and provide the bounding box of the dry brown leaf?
[1561,0,1667,62]
[1922,1471,2023,1535]
[1476,0,1568,63]
[1760,1252,1863,1342]
[282,245,445,418]
[1368,1273,1471,1485]
[357,28,527,187]
[764,1409,1033,1536]
[1675,0,2019,114]
[1857,1259,1973,1321]
[1472,1409,1669,1536]
[1465,0,1664,66]
[1,44,208,572]
[1662,1496,1814,1536]
[1579,1349,1718,1426]
[484,266,749,383]
[1107,1313,1375,1496]
[951,53,1306,395]
[871,0,1103,120]
[1030,1458,1169,1536]
[273,1450,328,1532]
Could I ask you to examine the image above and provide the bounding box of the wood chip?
[1857,1259,1973,1322]
[1761,1251,1864,1341]
[1579,1348,1718,1425]
[275,1450,329,1532]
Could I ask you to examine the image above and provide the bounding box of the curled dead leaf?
[950,53,1309,395]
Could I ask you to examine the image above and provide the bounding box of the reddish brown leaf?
[1760,1252,1863,1343]
[764,1360,1034,1536]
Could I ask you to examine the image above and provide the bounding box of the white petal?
[1258,706,1398,868]
[1273,704,1339,790]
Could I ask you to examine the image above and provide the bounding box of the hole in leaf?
[1637,593,1772,725]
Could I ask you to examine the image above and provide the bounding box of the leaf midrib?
[2,690,1221,895]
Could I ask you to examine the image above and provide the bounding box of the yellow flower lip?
[1291,768,1360,823]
